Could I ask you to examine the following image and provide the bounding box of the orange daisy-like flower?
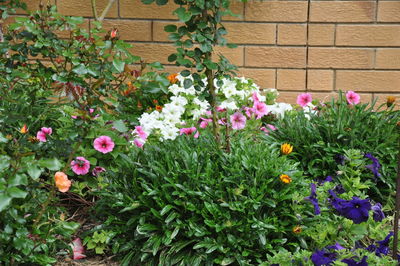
[20,124,28,134]
[155,105,163,111]
[280,143,293,155]
[280,174,292,184]
[167,73,178,84]
[292,225,302,234]
[54,172,72,193]
[387,96,396,107]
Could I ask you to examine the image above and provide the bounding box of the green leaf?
[141,0,154,3]
[174,7,192,22]
[0,155,11,171]
[160,205,173,216]
[113,120,128,133]
[180,70,191,77]
[113,59,125,73]
[164,24,177,33]
[38,158,62,171]
[7,187,28,199]
[183,78,193,89]
[27,165,42,180]
[9,174,28,187]
[0,133,8,143]
[156,0,168,5]
[0,194,11,212]
[72,64,88,75]
[168,53,177,62]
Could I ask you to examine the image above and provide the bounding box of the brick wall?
[18,0,400,104]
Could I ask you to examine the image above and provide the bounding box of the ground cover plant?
[0,0,399,265]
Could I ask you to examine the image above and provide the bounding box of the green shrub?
[93,134,307,265]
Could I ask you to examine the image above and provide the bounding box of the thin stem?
[99,0,117,21]
[393,124,400,259]
[91,0,99,21]
[225,111,231,153]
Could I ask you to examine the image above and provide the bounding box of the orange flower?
[20,124,28,134]
[293,225,302,234]
[153,99,158,104]
[280,174,292,184]
[167,73,178,84]
[156,105,163,111]
[387,96,396,107]
[54,172,71,193]
[280,143,293,155]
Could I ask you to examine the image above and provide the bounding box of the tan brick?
[58,0,118,17]
[153,21,181,42]
[225,23,276,44]
[245,1,308,22]
[223,0,244,21]
[378,2,400,22]
[245,47,306,68]
[336,25,400,47]
[307,70,334,91]
[277,91,337,104]
[277,69,306,91]
[336,71,400,92]
[310,1,375,22]
[130,43,176,64]
[120,0,177,19]
[238,68,276,88]
[101,20,152,41]
[214,46,244,67]
[308,48,374,69]
[278,24,306,45]
[308,24,335,46]
[376,49,400,69]
[371,94,400,110]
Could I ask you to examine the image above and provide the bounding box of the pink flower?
[216,106,226,112]
[230,112,246,130]
[260,124,277,135]
[244,107,254,118]
[133,138,145,148]
[89,108,94,114]
[71,157,90,175]
[134,126,148,140]
[194,131,200,139]
[199,117,212,129]
[71,238,86,260]
[93,136,115,154]
[267,124,277,131]
[346,91,360,105]
[71,115,78,119]
[92,166,106,176]
[218,118,227,125]
[36,127,53,142]
[260,127,269,134]
[252,92,260,102]
[253,101,268,119]
[180,127,197,136]
[296,93,312,107]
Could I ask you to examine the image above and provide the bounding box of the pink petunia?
[296,93,312,107]
[92,166,106,176]
[133,138,145,149]
[253,101,268,119]
[71,157,90,175]
[230,112,247,130]
[93,136,115,154]
[216,106,226,113]
[180,127,197,136]
[244,107,254,119]
[218,118,227,125]
[267,124,277,131]
[199,117,212,129]
[71,238,86,260]
[252,92,260,102]
[194,131,200,139]
[134,126,148,140]
[36,127,53,142]
[346,91,360,105]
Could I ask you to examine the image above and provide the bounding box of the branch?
[99,0,117,21]
[91,0,99,21]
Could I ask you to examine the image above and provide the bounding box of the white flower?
[220,100,238,110]
[160,125,179,141]
[170,96,188,107]
[303,103,317,120]
[163,103,185,117]
[169,84,185,96]
[267,102,293,118]
[193,98,210,110]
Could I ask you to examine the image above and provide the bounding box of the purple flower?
[335,154,346,166]
[333,184,345,194]
[375,232,393,256]
[304,183,321,215]
[92,166,106,176]
[371,203,385,222]
[311,249,337,266]
[342,256,368,266]
[326,242,345,250]
[328,190,371,224]
[364,153,381,179]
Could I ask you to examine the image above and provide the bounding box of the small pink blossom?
[346,91,360,105]
[180,127,197,136]
[230,112,246,130]
[92,166,106,176]
[133,138,145,148]
[216,106,226,112]
[36,127,52,142]
[244,107,254,118]
[260,127,269,134]
[71,157,90,175]
[199,117,212,129]
[89,108,94,114]
[93,136,115,154]
[71,238,86,260]
[205,110,212,116]
[134,126,148,140]
[253,101,268,119]
[260,124,277,135]
[267,124,277,131]
[71,115,78,119]
[296,93,312,107]
[218,118,227,125]
[252,92,260,102]
[194,131,200,139]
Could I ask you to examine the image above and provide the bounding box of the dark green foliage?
[94,135,306,265]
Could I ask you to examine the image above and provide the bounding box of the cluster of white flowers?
[266,102,293,118]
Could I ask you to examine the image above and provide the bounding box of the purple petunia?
[304,183,321,215]
[364,153,381,179]
[311,249,337,266]
[335,154,346,166]
[375,232,393,256]
[342,256,368,266]
[326,242,345,251]
[328,190,371,224]
[371,203,385,222]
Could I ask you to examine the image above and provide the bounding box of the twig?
[393,123,400,259]
[91,0,99,20]
[99,0,117,21]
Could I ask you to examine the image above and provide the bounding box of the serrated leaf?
[0,194,11,212]
[27,165,42,180]
[7,187,28,199]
